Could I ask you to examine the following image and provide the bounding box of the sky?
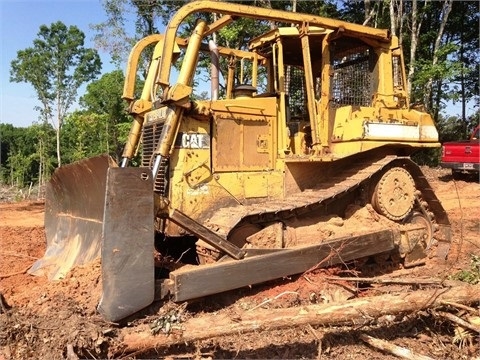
[0,0,122,128]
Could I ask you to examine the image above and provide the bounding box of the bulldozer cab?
[194,25,408,158]
[245,26,326,155]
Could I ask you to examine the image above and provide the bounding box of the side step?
[163,229,397,302]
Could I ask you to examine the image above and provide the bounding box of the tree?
[10,21,102,167]
[444,1,479,137]
[79,70,132,162]
[61,111,110,163]
[0,123,56,187]
[421,0,453,112]
[32,122,56,190]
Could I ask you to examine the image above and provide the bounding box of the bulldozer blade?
[97,167,155,322]
[29,155,116,280]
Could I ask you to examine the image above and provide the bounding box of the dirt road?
[0,168,479,359]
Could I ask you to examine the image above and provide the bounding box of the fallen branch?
[440,300,478,314]
[247,291,298,312]
[434,311,480,333]
[359,333,434,360]
[323,276,445,285]
[118,283,480,355]
[0,251,38,260]
[0,263,34,279]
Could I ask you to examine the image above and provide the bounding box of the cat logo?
[175,132,210,149]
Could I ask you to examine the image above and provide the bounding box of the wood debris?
[118,283,480,356]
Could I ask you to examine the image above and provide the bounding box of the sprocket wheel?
[372,167,416,221]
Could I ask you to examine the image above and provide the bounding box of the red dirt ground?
[0,167,479,359]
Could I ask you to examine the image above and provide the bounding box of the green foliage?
[437,111,479,143]
[444,2,479,123]
[61,112,110,163]
[408,1,479,120]
[415,110,479,167]
[0,122,56,187]
[450,255,480,285]
[1,71,133,187]
[411,41,461,112]
[79,70,133,162]
[411,148,441,167]
[80,70,126,116]
[61,111,132,164]
[4,0,479,185]
[10,21,102,167]
[91,0,135,66]
[92,0,187,65]
[10,22,102,124]
[65,70,133,162]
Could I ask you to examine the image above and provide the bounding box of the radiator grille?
[142,121,169,195]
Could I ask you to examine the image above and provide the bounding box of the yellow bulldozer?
[30,1,450,322]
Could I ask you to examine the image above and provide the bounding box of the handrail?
[156,0,390,89]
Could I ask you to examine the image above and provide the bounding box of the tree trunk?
[363,0,378,27]
[459,4,467,133]
[407,0,428,101]
[389,0,404,45]
[423,0,453,112]
[119,283,479,354]
[360,333,434,360]
[56,125,61,168]
[389,0,397,36]
[37,137,43,199]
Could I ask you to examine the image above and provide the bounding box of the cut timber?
[119,284,480,354]
[168,229,395,301]
[359,333,434,360]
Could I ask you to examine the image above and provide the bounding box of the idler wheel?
[407,211,434,248]
[372,167,416,221]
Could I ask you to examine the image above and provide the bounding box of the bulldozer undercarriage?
[193,155,449,258]
[151,156,450,309]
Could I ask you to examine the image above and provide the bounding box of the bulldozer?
[30,1,451,322]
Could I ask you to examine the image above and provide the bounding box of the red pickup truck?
[440,126,480,178]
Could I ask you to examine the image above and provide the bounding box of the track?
[204,156,451,247]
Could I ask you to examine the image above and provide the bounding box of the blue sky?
[0,0,121,128]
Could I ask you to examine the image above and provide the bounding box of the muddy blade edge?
[97,167,155,322]
[29,155,116,280]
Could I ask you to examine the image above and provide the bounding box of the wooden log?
[435,311,480,333]
[359,333,434,360]
[118,284,480,355]
[440,300,478,314]
[169,229,395,302]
